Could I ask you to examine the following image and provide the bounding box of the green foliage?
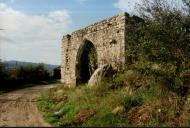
[16,64,50,83]
[37,69,188,126]
[84,110,123,127]
[111,73,126,89]
[37,95,55,112]
[123,95,144,111]
[0,62,7,82]
[44,113,61,126]
[0,63,52,93]
[37,81,130,126]
[124,70,140,86]
[124,0,190,96]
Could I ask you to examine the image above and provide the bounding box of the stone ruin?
[61,12,141,87]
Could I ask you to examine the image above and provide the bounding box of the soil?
[0,84,56,127]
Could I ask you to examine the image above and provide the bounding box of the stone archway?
[76,39,98,85]
[61,13,130,86]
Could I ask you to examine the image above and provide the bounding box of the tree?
[127,0,189,69]
[125,0,190,95]
[0,62,6,82]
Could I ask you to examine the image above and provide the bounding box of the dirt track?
[0,84,56,127]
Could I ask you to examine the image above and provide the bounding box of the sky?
[0,0,183,65]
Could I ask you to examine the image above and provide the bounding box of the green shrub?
[58,104,79,126]
[124,70,140,86]
[92,79,112,97]
[123,95,144,111]
[180,69,190,86]
[124,0,190,95]
[0,63,52,92]
[84,110,123,127]
[130,61,152,75]
[0,62,7,82]
[37,95,55,112]
[44,113,61,126]
[111,73,126,89]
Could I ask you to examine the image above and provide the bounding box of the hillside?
[37,70,190,127]
[3,60,59,74]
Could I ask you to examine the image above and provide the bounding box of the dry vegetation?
[37,71,190,126]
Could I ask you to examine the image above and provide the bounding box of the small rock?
[54,108,65,116]
[112,106,125,115]
[54,111,62,116]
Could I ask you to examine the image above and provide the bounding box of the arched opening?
[76,39,98,85]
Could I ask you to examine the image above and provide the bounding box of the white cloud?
[0,3,72,65]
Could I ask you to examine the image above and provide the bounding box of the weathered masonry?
[61,12,136,86]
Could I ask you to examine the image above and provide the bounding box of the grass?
[37,83,130,126]
[37,69,190,127]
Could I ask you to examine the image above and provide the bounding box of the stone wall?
[61,12,130,87]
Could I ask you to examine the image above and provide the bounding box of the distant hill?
[3,60,59,74]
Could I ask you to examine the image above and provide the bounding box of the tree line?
[0,61,60,91]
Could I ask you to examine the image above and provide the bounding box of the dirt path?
[0,84,57,127]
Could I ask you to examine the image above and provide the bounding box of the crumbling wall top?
[70,12,130,36]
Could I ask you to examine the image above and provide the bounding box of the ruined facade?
[61,12,131,87]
